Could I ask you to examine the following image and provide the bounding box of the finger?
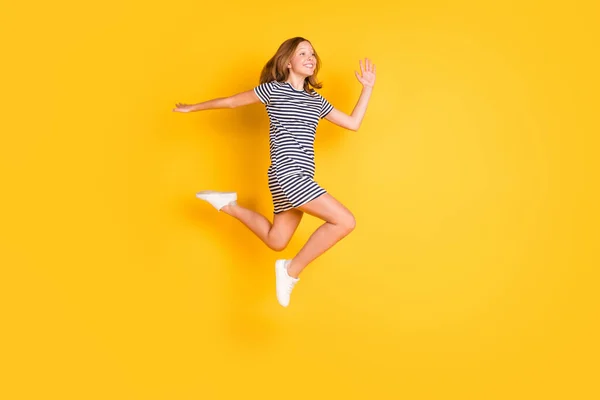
[373,64,376,74]
[359,59,364,74]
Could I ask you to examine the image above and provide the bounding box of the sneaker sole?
[275,260,289,307]
[196,191,236,200]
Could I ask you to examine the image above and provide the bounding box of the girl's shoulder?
[257,80,287,91]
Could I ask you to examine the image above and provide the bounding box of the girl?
[173,37,376,307]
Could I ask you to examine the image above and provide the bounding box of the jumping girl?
[173,37,376,307]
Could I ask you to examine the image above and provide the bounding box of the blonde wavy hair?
[259,37,324,94]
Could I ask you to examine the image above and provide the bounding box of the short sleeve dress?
[254,81,334,214]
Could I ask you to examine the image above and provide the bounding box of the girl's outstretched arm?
[325,58,376,131]
[173,89,261,112]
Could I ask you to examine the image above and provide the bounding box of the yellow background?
[1,1,598,399]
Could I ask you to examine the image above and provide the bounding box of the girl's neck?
[285,74,306,91]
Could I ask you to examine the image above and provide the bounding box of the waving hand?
[355,58,376,88]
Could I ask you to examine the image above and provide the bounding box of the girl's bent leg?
[221,204,303,252]
[287,194,355,278]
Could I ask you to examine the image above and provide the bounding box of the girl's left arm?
[325,58,376,131]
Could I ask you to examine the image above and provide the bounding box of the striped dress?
[254,80,334,214]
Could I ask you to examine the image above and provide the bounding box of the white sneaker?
[196,191,237,211]
[275,259,299,307]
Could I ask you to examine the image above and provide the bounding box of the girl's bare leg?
[287,194,356,278]
[221,204,303,252]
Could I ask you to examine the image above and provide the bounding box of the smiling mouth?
[304,63,314,68]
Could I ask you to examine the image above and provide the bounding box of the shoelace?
[287,279,297,292]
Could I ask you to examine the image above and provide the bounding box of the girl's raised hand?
[173,103,195,113]
[355,58,376,88]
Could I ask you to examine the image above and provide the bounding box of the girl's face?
[287,41,316,77]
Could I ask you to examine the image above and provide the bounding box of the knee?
[268,236,289,252]
[338,212,356,236]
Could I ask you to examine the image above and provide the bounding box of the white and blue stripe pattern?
[254,80,334,214]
